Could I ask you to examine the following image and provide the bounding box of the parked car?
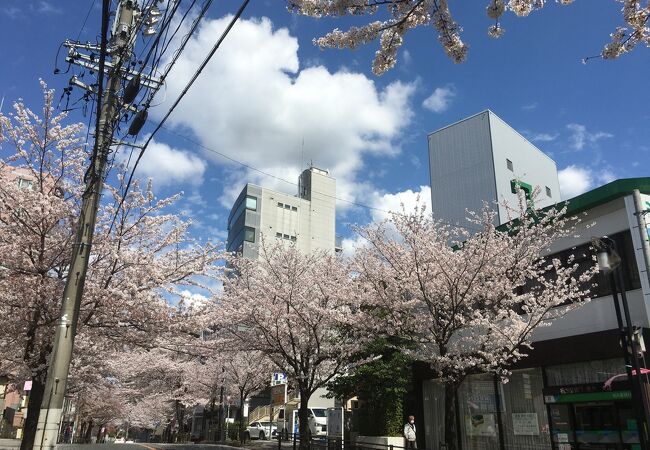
[245,421,277,440]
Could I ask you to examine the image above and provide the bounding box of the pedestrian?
[403,415,417,450]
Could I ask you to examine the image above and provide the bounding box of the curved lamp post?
[592,236,650,450]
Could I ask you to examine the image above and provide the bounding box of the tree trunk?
[96,424,103,443]
[298,390,311,450]
[444,382,459,450]
[238,389,245,442]
[84,419,93,443]
[20,371,46,450]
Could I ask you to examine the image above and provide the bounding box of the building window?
[17,178,33,190]
[228,195,258,231]
[290,236,297,242]
[276,232,283,238]
[277,202,283,208]
[245,196,257,211]
[283,234,290,239]
[244,226,255,243]
[291,206,298,211]
[546,186,552,198]
[228,226,256,251]
[506,159,513,171]
[284,204,291,210]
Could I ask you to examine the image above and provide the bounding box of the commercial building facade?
[423,111,650,450]
[227,166,340,257]
[419,179,650,450]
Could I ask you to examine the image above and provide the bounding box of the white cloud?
[402,50,413,66]
[154,16,415,208]
[122,140,207,188]
[522,102,539,111]
[566,123,613,150]
[529,132,559,142]
[369,185,432,222]
[34,1,61,14]
[341,185,431,256]
[422,86,455,113]
[558,165,617,199]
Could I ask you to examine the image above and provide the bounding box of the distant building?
[226,167,340,258]
[428,110,560,230]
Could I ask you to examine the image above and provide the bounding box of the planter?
[356,435,405,449]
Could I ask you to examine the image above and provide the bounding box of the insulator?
[127,109,148,136]
[123,75,140,104]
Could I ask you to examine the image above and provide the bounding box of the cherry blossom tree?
[288,0,650,74]
[223,350,273,440]
[219,242,366,450]
[0,83,221,449]
[353,192,597,450]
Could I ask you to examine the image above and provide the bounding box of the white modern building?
[428,110,560,230]
[226,166,340,259]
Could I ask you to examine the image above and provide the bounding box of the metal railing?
[274,434,429,450]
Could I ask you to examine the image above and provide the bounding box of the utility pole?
[32,1,141,448]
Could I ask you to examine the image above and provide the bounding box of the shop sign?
[544,390,631,404]
[512,413,539,436]
[270,383,286,406]
[271,372,287,386]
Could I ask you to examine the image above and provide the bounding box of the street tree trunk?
[298,389,312,450]
[238,388,246,442]
[84,419,94,443]
[444,382,460,450]
[20,370,46,450]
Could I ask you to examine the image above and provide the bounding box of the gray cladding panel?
[428,112,498,226]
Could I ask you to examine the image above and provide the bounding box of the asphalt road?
[54,445,237,450]
[0,443,242,450]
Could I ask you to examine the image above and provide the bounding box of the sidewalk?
[0,438,21,449]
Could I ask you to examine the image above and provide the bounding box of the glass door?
[573,403,620,449]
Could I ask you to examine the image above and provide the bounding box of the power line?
[75,0,97,42]
[158,126,395,216]
[109,0,251,233]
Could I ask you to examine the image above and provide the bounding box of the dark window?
[546,186,552,197]
[515,230,641,300]
[228,226,256,251]
[290,236,297,242]
[276,232,283,238]
[244,227,255,243]
[277,202,283,208]
[291,206,298,211]
[284,204,291,210]
[283,234,290,239]
[506,159,514,171]
[17,178,33,190]
[228,195,257,231]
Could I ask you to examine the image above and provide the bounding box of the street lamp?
[592,236,650,450]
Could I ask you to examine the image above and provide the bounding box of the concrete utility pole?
[32,2,136,448]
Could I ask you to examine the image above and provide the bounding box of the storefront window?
[457,374,501,450]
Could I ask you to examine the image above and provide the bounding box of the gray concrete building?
[226,167,340,258]
[428,110,560,230]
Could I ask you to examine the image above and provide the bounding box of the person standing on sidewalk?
[403,415,417,449]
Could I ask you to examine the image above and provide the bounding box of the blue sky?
[1,0,648,246]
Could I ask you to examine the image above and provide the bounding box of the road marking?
[137,444,157,450]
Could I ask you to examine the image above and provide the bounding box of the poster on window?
[465,414,497,437]
[512,413,540,436]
